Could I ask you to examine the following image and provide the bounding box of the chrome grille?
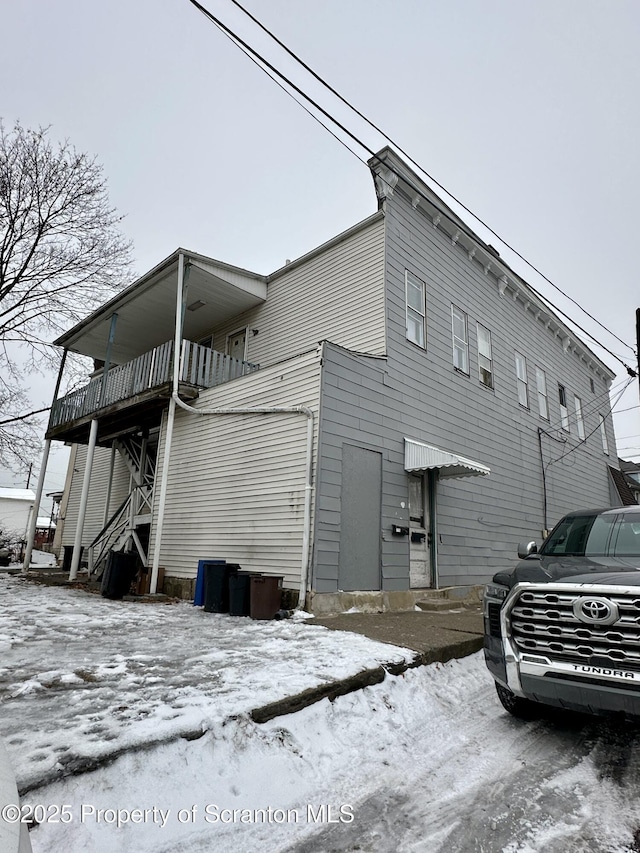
[509,588,640,671]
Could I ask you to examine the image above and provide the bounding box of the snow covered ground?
[3,572,640,852]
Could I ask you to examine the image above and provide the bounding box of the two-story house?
[31,148,622,613]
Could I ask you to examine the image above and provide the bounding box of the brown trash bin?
[249,575,283,620]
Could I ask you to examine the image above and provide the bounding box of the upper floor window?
[451,305,469,374]
[476,323,493,388]
[574,395,585,440]
[405,271,426,348]
[535,366,549,420]
[599,414,609,455]
[514,352,528,408]
[558,384,569,431]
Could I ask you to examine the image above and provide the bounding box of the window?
[405,271,426,348]
[541,513,616,557]
[477,324,493,388]
[451,306,469,374]
[558,384,569,431]
[535,367,548,420]
[514,352,528,408]
[574,395,585,440]
[599,414,609,455]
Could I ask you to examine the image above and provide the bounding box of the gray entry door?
[338,445,382,591]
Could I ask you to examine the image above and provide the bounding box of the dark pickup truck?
[484,506,640,719]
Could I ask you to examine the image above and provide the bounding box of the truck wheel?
[495,682,539,719]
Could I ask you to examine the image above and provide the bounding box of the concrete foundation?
[307,585,485,616]
[162,576,484,616]
[162,575,195,601]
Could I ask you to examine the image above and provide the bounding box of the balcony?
[46,340,260,444]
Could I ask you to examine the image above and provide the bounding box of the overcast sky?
[3,0,640,499]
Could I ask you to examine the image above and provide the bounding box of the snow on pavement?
[20,651,640,853]
[4,572,640,852]
[0,574,414,792]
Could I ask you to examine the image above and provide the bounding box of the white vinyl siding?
[599,414,609,455]
[476,323,493,388]
[535,366,549,420]
[149,350,322,589]
[558,384,569,431]
[209,215,386,367]
[574,395,585,440]
[405,270,426,348]
[451,305,469,374]
[61,445,131,547]
[514,352,528,408]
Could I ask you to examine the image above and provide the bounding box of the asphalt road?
[282,693,640,853]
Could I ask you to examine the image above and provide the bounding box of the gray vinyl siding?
[61,445,132,548]
[314,345,409,592]
[149,349,321,587]
[381,186,618,586]
[203,214,386,367]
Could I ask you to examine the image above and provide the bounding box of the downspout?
[23,348,68,572]
[537,428,548,533]
[149,254,186,594]
[172,394,315,609]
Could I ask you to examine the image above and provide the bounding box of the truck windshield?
[541,512,640,557]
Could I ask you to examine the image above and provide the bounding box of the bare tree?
[0,121,133,470]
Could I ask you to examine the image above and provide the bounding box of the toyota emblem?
[572,597,619,625]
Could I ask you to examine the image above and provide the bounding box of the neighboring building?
[618,458,640,504]
[34,517,57,550]
[0,488,35,547]
[41,149,622,612]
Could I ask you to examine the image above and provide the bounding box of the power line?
[539,375,632,437]
[187,0,637,377]
[547,379,634,467]
[221,0,637,362]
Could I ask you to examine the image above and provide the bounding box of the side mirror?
[517,541,538,559]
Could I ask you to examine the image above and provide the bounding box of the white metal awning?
[404,438,490,480]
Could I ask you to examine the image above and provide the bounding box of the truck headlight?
[485,583,509,603]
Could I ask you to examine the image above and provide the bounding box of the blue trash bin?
[194,559,225,606]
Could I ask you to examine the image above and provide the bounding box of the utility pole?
[636,309,640,399]
[25,463,33,489]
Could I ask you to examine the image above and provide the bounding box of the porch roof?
[54,249,267,364]
[404,438,490,480]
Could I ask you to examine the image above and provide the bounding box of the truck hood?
[495,555,640,588]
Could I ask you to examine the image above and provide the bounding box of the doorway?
[409,474,430,588]
[338,445,382,591]
[226,328,247,361]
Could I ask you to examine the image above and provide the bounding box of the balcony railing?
[48,340,260,432]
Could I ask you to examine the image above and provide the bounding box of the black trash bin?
[228,571,260,617]
[62,545,83,573]
[101,551,138,600]
[203,563,241,613]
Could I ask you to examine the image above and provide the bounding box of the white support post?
[149,253,185,595]
[69,418,99,581]
[23,348,68,571]
[22,439,51,572]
